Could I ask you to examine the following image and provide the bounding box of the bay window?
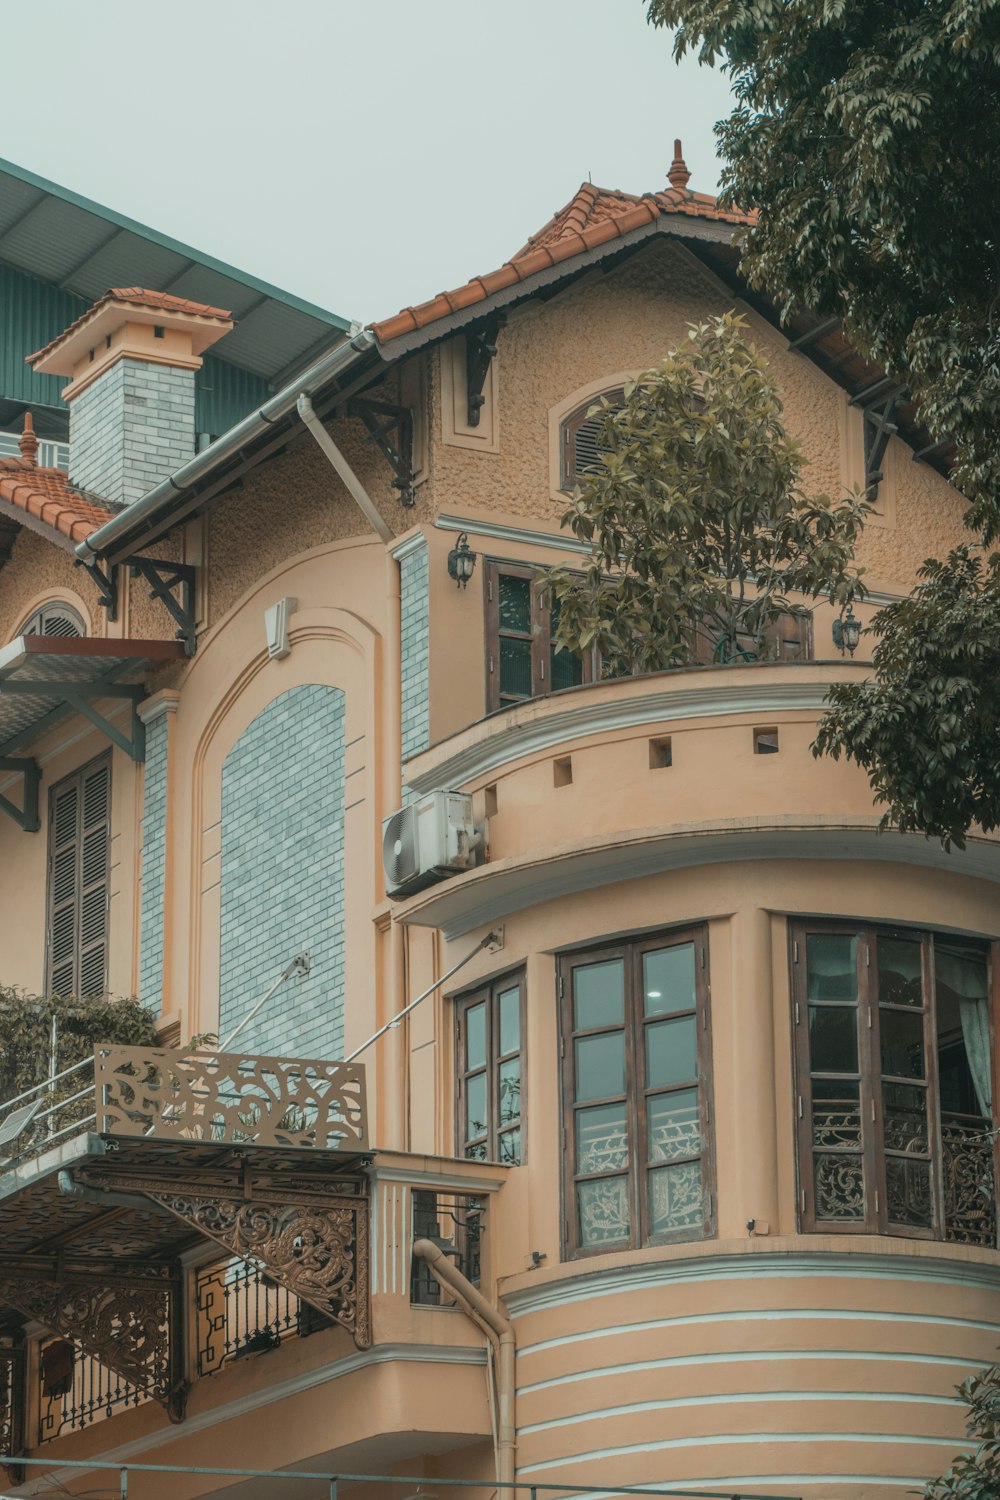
[792,923,996,1245]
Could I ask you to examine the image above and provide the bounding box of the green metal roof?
[0,155,352,388]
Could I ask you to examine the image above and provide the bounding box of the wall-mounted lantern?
[832,603,862,657]
[447,533,478,589]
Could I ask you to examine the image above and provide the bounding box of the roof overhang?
[0,635,185,763]
[0,155,353,384]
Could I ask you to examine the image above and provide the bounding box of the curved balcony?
[401,660,1000,938]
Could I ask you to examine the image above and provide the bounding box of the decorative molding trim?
[399,819,1000,940]
[138,690,181,726]
[391,531,429,562]
[434,513,591,557]
[405,675,861,794]
[503,1249,1000,1319]
[368,1164,507,1193]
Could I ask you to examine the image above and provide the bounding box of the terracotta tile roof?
[27,287,233,367]
[0,457,116,544]
[370,155,755,346]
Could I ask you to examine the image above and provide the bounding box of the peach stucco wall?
[1,231,998,1500]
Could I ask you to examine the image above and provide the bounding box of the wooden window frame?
[559,925,715,1259]
[45,753,112,999]
[791,920,999,1244]
[484,558,595,713]
[455,969,526,1165]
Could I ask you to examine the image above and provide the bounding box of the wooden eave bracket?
[0,756,40,832]
[348,397,415,507]
[465,312,505,427]
[127,558,197,656]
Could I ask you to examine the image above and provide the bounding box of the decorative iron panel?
[95,1046,368,1151]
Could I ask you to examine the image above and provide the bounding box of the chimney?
[27,288,233,506]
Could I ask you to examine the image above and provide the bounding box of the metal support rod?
[219,953,311,1051]
[297,393,393,543]
[344,931,499,1062]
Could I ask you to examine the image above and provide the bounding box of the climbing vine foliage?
[0,988,158,1110]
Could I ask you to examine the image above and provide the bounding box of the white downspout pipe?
[297,393,393,543]
[412,1238,516,1486]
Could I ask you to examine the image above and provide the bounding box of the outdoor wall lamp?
[447,532,477,589]
[832,603,862,657]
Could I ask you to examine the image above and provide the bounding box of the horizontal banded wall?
[506,1249,998,1499]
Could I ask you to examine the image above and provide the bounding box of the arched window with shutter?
[560,388,625,489]
[21,602,86,639]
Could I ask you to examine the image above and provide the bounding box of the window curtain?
[937,948,992,1116]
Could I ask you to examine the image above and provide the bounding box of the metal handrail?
[0,1055,92,1116]
[0,1456,798,1500]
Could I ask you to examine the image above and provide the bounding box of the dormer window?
[561,388,625,489]
[21,602,86,639]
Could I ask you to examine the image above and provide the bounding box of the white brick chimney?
[28,288,233,507]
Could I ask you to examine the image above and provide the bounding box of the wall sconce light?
[832,603,862,657]
[447,532,477,589]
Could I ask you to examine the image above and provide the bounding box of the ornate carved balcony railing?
[0,1045,371,1458]
[37,1338,152,1444]
[95,1045,368,1151]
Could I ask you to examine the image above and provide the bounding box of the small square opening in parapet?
[649,737,673,769]
[553,756,573,787]
[754,727,780,755]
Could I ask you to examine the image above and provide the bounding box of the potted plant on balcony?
[545,314,874,675]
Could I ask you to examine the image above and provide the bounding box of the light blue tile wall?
[219,683,346,1059]
[138,714,169,1011]
[399,541,429,798]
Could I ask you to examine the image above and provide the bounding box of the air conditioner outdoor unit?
[382,790,479,899]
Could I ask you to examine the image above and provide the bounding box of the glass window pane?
[886,1156,933,1227]
[645,1015,697,1089]
[465,1073,487,1143]
[883,1082,928,1153]
[499,637,532,700]
[573,959,625,1031]
[577,1176,629,1246]
[498,574,531,633]
[811,1080,861,1149]
[498,1127,521,1166]
[878,936,924,1007]
[644,943,696,1016]
[498,1057,520,1126]
[550,644,583,693]
[648,1088,701,1163]
[649,1160,703,1234]
[936,940,991,1120]
[808,1004,858,1074]
[465,1003,486,1071]
[464,1141,488,1162]
[498,986,520,1056]
[806,934,857,1000]
[574,1032,625,1102]
[880,1007,926,1080]
[576,1103,628,1174]
[813,1152,865,1221]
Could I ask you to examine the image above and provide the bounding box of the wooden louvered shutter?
[561,389,625,488]
[46,757,110,998]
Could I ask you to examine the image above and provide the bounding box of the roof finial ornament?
[19,412,38,467]
[668,139,691,191]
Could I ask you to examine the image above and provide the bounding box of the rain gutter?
[75,328,380,566]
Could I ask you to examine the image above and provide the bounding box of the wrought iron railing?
[411,1190,483,1305]
[0,1045,369,1176]
[37,1338,153,1444]
[196,1257,332,1376]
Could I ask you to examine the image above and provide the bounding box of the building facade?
[0,151,997,1500]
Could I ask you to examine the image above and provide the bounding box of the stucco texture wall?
[0,530,100,642]
[425,238,970,597]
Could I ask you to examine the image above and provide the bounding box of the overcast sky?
[1,1,736,329]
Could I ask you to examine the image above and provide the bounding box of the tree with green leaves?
[647,0,1000,849]
[924,1362,1000,1500]
[546,314,872,673]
